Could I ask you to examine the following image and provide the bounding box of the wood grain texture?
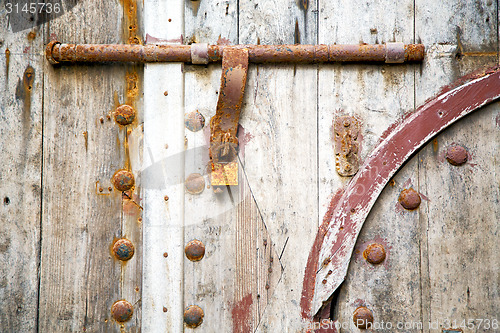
[40,1,142,331]
[0,11,43,333]
[416,1,499,332]
[318,0,421,329]
[237,1,319,331]
[183,2,282,331]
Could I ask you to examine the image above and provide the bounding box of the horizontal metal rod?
[46,41,424,65]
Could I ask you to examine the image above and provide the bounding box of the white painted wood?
[142,0,185,332]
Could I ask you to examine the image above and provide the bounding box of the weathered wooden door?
[1,0,498,332]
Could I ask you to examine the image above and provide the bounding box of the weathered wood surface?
[0,10,43,333]
[0,0,498,332]
[40,1,143,332]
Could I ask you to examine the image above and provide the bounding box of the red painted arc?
[302,67,500,320]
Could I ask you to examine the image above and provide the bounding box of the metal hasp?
[46,41,424,64]
[210,47,249,186]
[300,66,500,321]
[334,115,360,176]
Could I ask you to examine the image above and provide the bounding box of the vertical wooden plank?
[40,1,132,331]
[183,2,236,331]
[318,0,421,328]
[0,11,43,333]
[119,1,144,331]
[142,0,184,331]
[238,0,319,331]
[415,1,498,331]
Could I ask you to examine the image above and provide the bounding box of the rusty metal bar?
[46,40,424,65]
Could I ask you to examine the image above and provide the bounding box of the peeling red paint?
[231,293,253,333]
[145,33,183,44]
[300,188,344,320]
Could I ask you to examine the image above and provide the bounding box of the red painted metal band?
[301,67,500,320]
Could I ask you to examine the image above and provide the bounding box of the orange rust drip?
[5,48,10,82]
[120,0,141,45]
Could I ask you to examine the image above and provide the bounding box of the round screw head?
[363,243,386,264]
[446,144,468,166]
[184,110,205,132]
[114,104,136,126]
[184,305,204,328]
[185,239,205,262]
[112,238,135,261]
[398,188,421,210]
[112,170,135,192]
[185,173,205,195]
[353,306,373,329]
[111,300,133,323]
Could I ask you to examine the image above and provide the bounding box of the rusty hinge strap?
[210,47,249,186]
[46,41,424,65]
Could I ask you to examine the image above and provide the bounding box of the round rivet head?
[112,238,135,261]
[363,243,386,264]
[184,110,205,132]
[114,105,136,126]
[353,306,373,329]
[112,170,135,192]
[185,173,205,195]
[184,305,204,328]
[111,300,133,323]
[185,239,205,262]
[398,188,421,210]
[446,145,468,166]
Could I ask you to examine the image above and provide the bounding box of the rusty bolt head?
[446,145,468,166]
[353,306,373,329]
[111,300,133,323]
[363,243,386,265]
[184,305,204,328]
[398,188,421,210]
[112,170,135,192]
[184,110,205,132]
[185,239,205,262]
[114,104,136,126]
[112,238,135,261]
[185,173,205,195]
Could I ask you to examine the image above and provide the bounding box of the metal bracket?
[209,47,249,186]
[334,115,360,177]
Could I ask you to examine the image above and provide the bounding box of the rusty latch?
[210,47,249,186]
[46,41,425,186]
[334,116,360,176]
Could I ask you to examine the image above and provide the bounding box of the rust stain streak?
[82,131,88,151]
[5,48,10,82]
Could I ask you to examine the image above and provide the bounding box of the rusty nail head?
[363,243,386,265]
[111,300,133,323]
[184,305,204,328]
[114,104,136,126]
[112,238,135,261]
[185,239,205,262]
[399,188,421,210]
[163,252,168,258]
[185,173,205,195]
[184,111,206,132]
[164,195,169,201]
[112,169,135,192]
[322,279,327,284]
[446,145,468,166]
[163,307,168,313]
[265,284,270,290]
[353,306,374,329]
